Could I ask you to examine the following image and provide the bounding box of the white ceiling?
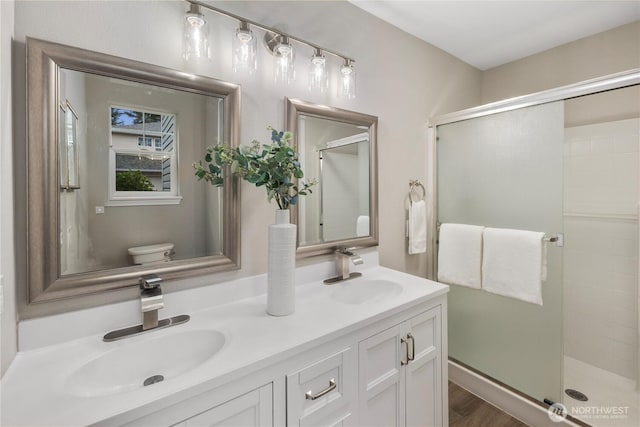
[349,1,640,70]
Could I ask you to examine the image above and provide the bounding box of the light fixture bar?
[185,0,355,64]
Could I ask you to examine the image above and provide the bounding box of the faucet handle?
[336,247,356,256]
[140,274,162,290]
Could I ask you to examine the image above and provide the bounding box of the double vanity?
[2,252,448,426]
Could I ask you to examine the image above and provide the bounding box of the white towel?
[437,223,484,288]
[408,200,427,254]
[356,215,369,237]
[482,227,545,305]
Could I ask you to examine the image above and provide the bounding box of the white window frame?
[108,105,182,206]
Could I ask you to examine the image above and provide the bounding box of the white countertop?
[1,258,448,426]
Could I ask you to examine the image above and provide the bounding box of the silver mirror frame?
[285,97,379,257]
[26,38,241,304]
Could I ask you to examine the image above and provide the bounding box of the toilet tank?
[127,243,174,265]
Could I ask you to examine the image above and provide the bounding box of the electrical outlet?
[95,206,105,214]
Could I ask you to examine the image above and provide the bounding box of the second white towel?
[482,227,545,305]
[437,223,484,288]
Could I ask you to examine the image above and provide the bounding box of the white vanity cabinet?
[118,299,445,427]
[358,306,443,427]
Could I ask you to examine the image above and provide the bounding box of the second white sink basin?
[65,329,225,397]
[330,279,403,304]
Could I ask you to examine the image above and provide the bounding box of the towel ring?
[409,180,426,204]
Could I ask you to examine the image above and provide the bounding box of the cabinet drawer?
[287,348,355,426]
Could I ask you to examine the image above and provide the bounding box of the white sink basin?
[330,279,403,304]
[65,329,225,397]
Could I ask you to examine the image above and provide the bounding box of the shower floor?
[563,356,639,427]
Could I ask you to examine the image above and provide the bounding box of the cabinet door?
[405,308,441,427]
[358,324,406,427]
[176,383,272,427]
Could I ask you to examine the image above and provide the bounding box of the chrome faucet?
[102,275,191,342]
[140,274,164,330]
[324,247,364,284]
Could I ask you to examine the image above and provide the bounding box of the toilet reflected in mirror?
[128,243,174,265]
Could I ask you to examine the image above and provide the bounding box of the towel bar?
[436,223,564,248]
[543,233,564,247]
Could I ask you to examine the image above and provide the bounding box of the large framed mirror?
[26,38,241,304]
[285,98,378,257]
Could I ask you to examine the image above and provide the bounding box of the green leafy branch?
[193,127,317,210]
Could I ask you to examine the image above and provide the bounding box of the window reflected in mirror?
[109,107,177,198]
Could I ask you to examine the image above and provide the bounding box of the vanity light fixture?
[182,3,210,63]
[339,58,356,99]
[232,21,257,74]
[309,48,328,93]
[272,35,295,84]
[182,1,356,96]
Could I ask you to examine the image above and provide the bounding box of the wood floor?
[449,382,530,427]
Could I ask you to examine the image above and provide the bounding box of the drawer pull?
[305,378,336,400]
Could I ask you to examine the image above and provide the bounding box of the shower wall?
[563,118,639,380]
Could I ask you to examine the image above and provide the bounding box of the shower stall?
[431,71,639,427]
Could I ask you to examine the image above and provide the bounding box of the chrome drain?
[143,375,164,387]
[565,388,588,402]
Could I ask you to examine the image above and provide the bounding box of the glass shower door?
[437,101,565,403]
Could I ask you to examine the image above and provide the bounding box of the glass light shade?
[232,23,257,74]
[183,6,210,63]
[339,59,356,99]
[274,37,295,84]
[309,50,328,92]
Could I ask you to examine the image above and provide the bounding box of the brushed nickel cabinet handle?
[407,333,415,362]
[305,378,336,400]
[401,337,409,366]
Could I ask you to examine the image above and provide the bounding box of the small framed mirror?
[27,38,241,304]
[285,98,379,257]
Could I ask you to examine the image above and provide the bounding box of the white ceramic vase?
[266,209,297,316]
